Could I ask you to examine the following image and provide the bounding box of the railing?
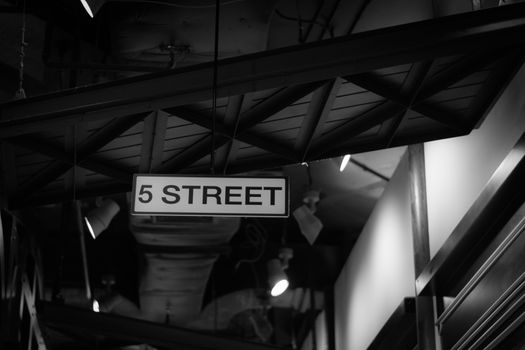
[437,201,525,350]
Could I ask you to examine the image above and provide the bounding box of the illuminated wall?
[334,154,414,350]
[425,64,525,258]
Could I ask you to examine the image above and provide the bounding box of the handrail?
[449,271,525,350]
[436,213,525,326]
[469,293,525,350]
[482,310,525,350]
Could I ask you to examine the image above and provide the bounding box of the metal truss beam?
[158,83,319,173]
[165,106,297,160]
[2,3,525,137]
[15,113,147,199]
[8,137,131,183]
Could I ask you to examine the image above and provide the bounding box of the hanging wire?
[73,125,78,201]
[211,0,221,332]
[14,0,27,100]
[210,0,221,175]
[234,222,268,270]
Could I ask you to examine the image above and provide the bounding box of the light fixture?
[84,198,120,239]
[92,299,100,312]
[80,0,106,18]
[293,190,323,245]
[267,247,293,297]
[339,154,351,172]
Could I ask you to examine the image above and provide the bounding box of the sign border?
[131,174,289,217]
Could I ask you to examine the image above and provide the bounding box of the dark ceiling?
[1,0,525,349]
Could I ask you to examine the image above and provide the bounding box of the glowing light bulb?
[84,217,96,239]
[80,0,94,17]
[270,279,289,297]
[93,299,100,313]
[340,154,351,172]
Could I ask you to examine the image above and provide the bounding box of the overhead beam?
[415,102,471,131]
[155,135,223,174]
[38,302,283,350]
[165,106,297,160]
[220,94,245,173]
[294,78,342,161]
[467,49,525,128]
[308,101,406,158]
[355,61,440,148]
[415,50,505,101]
[2,3,525,136]
[158,83,320,173]
[381,60,434,146]
[237,82,324,130]
[8,137,132,183]
[139,112,159,173]
[15,113,147,199]
[346,76,471,132]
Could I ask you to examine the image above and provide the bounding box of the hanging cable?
[14,0,27,100]
[211,0,221,332]
[73,125,78,202]
[210,0,220,175]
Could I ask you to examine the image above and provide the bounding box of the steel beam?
[220,95,244,173]
[159,83,319,173]
[8,137,131,183]
[415,50,505,101]
[2,3,525,137]
[156,135,225,174]
[165,106,297,160]
[346,61,472,132]
[309,101,405,158]
[38,302,283,350]
[15,113,147,199]
[294,78,342,161]
[139,112,159,173]
[467,49,525,128]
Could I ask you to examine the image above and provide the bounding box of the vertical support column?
[324,287,336,350]
[408,144,438,350]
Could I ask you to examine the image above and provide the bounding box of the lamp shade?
[80,0,106,18]
[267,258,289,297]
[84,198,120,239]
[293,204,323,245]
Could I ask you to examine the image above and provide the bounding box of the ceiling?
[1,0,525,349]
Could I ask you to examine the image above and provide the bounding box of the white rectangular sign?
[131,175,289,217]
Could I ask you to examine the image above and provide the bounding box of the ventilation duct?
[129,215,240,326]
